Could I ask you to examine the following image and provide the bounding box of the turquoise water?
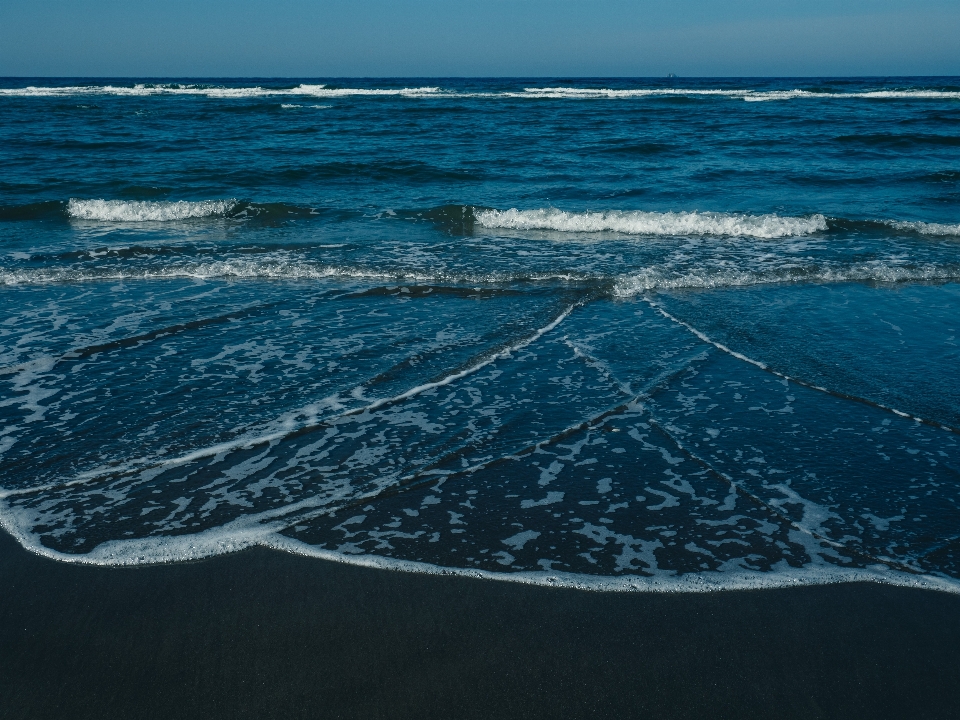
[1,78,958,590]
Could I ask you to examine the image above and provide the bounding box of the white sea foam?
[0,84,277,98]
[848,90,960,100]
[516,87,752,99]
[3,84,959,101]
[292,85,442,97]
[886,220,960,237]
[513,88,960,102]
[67,198,237,222]
[743,90,818,102]
[0,257,590,287]
[475,208,827,239]
[1,500,957,594]
[4,256,958,291]
[0,83,443,99]
[613,262,960,295]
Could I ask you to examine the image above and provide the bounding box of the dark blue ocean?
[1,78,959,591]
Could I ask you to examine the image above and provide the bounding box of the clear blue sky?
[2,0,958,77]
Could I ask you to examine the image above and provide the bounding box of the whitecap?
[613,262,960,295]
[886,220,960,237]
[67,198,237,222]
[475,208,828,239]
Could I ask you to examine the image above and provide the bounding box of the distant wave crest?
[2,84,960,102]
[0,84,442,99]
[475,208,828,239]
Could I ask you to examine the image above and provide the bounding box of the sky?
[1,0,959,77]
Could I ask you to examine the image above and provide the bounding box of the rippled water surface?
[1,77,959,591]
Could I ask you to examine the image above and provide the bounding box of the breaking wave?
[613,262,960,295]
[887,220,960,237]
[475,208,828,239]
[67,198,238,222]
[4,255,958,292]
[0,259,593,287]
[2,84,959,102]
[0,84,442,99]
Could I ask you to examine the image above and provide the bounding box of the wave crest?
[0,84,442,99]
[886,220,960,237]
[67,199,238,222]
[613,263,960,295]
[3,84,959,102]
[0,258,592,287]
[475,208,827,239]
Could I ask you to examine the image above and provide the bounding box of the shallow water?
[1,77,958,591]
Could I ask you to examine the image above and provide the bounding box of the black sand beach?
[2,531,959,720]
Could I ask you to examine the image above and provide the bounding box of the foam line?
[269,535,960,595]
[612,264,960,294]
[887,220,960,237]
[67,198,237,222]
[0,84,441,99]
[641,296,960,435]
[4,85,960,102]
[3,487,957,595]
[0,261,593,287]
[476,208,827,239]
[521,88,960,102]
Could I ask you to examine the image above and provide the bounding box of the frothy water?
[3,83,960,102]
[67,198,239,222]
[476,208,828,238]
[2,77,960,593]
[0,83,443,98]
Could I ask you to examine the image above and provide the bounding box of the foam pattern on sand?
[2,288,958,592]
[3,77,960,593]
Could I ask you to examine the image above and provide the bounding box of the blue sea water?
[1,77,959,592]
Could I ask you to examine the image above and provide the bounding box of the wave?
[67,198,238,221]
[0,259,594,287]
[64,198,337,223]
[475,208,827,239]
[4,254,958,292]
[0,512,954,595]
[11,199,960,240]
[0,199,346,224]
[514,87,753,99]
[520,87,960,102]
[0,83,442,99]
[293,85,442,98]
[0,497,955,594]
[613,262,960,295]
[3,84,960,102]
[886,220,960,236]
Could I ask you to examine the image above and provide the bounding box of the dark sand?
[2,531,959,720]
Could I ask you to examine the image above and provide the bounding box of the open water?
[1,77,959,592]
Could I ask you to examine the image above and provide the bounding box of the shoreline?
[3,530,960,719]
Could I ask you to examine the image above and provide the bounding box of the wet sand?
[2,531,959,719]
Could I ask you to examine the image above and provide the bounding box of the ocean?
[1,77,958,593]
